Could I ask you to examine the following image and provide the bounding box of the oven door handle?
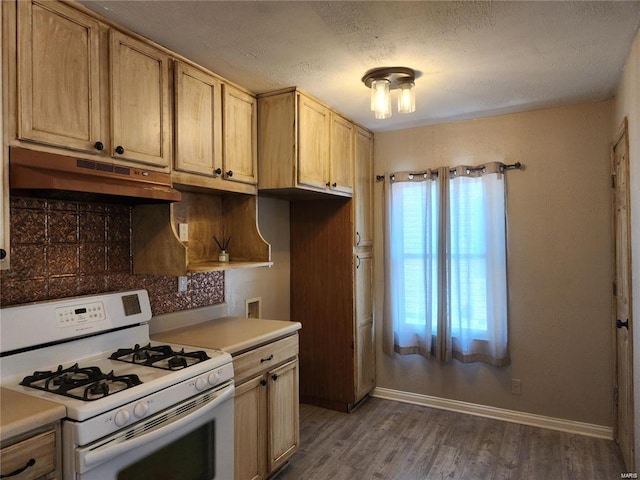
[80,384,234,472]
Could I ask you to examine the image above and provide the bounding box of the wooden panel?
[291,199,355,409]
[258,92,295,190]
[132,203,187,276]
[223,85,257,185]
[222,195,271,263]
[233,335,298,385]
[18,0,101,152]
[174,60,221,177]
[354,127,373,248]
[172,191,223,265]
[234,375,267,480]
[110,30,170,168]
[268,359,299,472]
[0,429,55,480]
[354,251,374,401]
[329,113,354,195]
[297,94,329,191]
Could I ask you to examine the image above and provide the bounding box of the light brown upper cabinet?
[110,31,171,168]
[173,60,223,177]
[258,87,353,197]
[354,127,374,248]
[172,61,257,195]
[329,113,354,196]
[223,84,258,186]
[16,1,171,170]
[17,0,101,153]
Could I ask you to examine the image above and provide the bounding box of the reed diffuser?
[214,235,231,262]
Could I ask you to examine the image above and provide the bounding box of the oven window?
[117,422,215,480]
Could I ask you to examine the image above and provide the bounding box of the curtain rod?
[375,162,522,181]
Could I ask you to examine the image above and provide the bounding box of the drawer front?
[1,429,55,480]
[234,334,298,384]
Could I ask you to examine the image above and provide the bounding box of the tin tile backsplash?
[0,196,224,314]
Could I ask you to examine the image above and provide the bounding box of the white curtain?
[383,163,510,367]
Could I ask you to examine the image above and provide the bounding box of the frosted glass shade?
[371,79,392,119]
[397,81,415,114]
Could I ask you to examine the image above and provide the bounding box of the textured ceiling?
[79,1,640,132]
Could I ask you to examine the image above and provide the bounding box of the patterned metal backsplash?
[0,196,224,315]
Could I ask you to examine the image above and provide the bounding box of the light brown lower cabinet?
[0,426,59,480]
[234,335,299,480]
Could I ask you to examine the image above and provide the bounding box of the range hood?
[9,147,181,203]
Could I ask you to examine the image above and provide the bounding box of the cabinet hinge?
[612,174,616,189]
[613,282,618,296]
[614,387,619,405]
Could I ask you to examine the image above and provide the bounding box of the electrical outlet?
[178,276,188,292]
[178,223,189,242]
[511,379,522,395]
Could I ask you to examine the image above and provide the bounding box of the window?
[383,164,509,367]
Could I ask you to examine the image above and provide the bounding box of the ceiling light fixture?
[362,67,416,119]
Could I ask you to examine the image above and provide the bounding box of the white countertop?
[151,316,301,356]
[0,388,65,442]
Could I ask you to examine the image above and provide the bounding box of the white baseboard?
[371,387,614,440]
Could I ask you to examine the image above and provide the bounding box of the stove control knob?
[134,402,149,418]
[114,409,130,427]
[195,377,208,391]
[208,371,220,385]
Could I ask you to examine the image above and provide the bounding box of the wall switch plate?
[511,379,522,395]
[178,276,188,292]
[178,223,189,242]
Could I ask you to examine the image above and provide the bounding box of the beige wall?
[225,196,290,320]
[614,28,640,467]
[374,100,615,426]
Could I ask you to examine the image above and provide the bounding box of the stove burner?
[110,343,210,370]
[20,364,142,401]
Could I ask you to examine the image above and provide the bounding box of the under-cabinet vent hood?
[9,147,181,203]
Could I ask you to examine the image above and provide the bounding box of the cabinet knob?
[94,141,104,151]
[0,249,6,260]
[325,182,330,187]
[226,170,233,177]
[332,182,337,188]
[356,232,361,245]
[260,379,267,387]
[115,145,125,155]
[271,373,278,381]
[356,255,361,269]
[214,168,222,175]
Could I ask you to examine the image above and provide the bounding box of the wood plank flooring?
[276,397,626,480]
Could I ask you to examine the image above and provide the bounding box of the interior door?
[612,117,635,471]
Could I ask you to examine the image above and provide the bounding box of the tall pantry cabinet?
[289,125,374,413]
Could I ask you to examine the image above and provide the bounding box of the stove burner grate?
[109,343,210,370]
[20,363,142,401]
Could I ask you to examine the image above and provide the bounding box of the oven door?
[72,381,234,480]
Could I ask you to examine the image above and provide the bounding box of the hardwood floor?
[276,397,626,480]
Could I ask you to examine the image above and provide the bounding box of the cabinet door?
[235,376,268,480]
[110,30,171,168]
[223,85,258,185]
[354,251,374,401]
[174,61,222,177]
[18,0,101,153]
[268,359,299,472]
[297,95,329,191]
[329,114,354,195]
[354,127,374,248]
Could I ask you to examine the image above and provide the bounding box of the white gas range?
[0,290,234,480]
